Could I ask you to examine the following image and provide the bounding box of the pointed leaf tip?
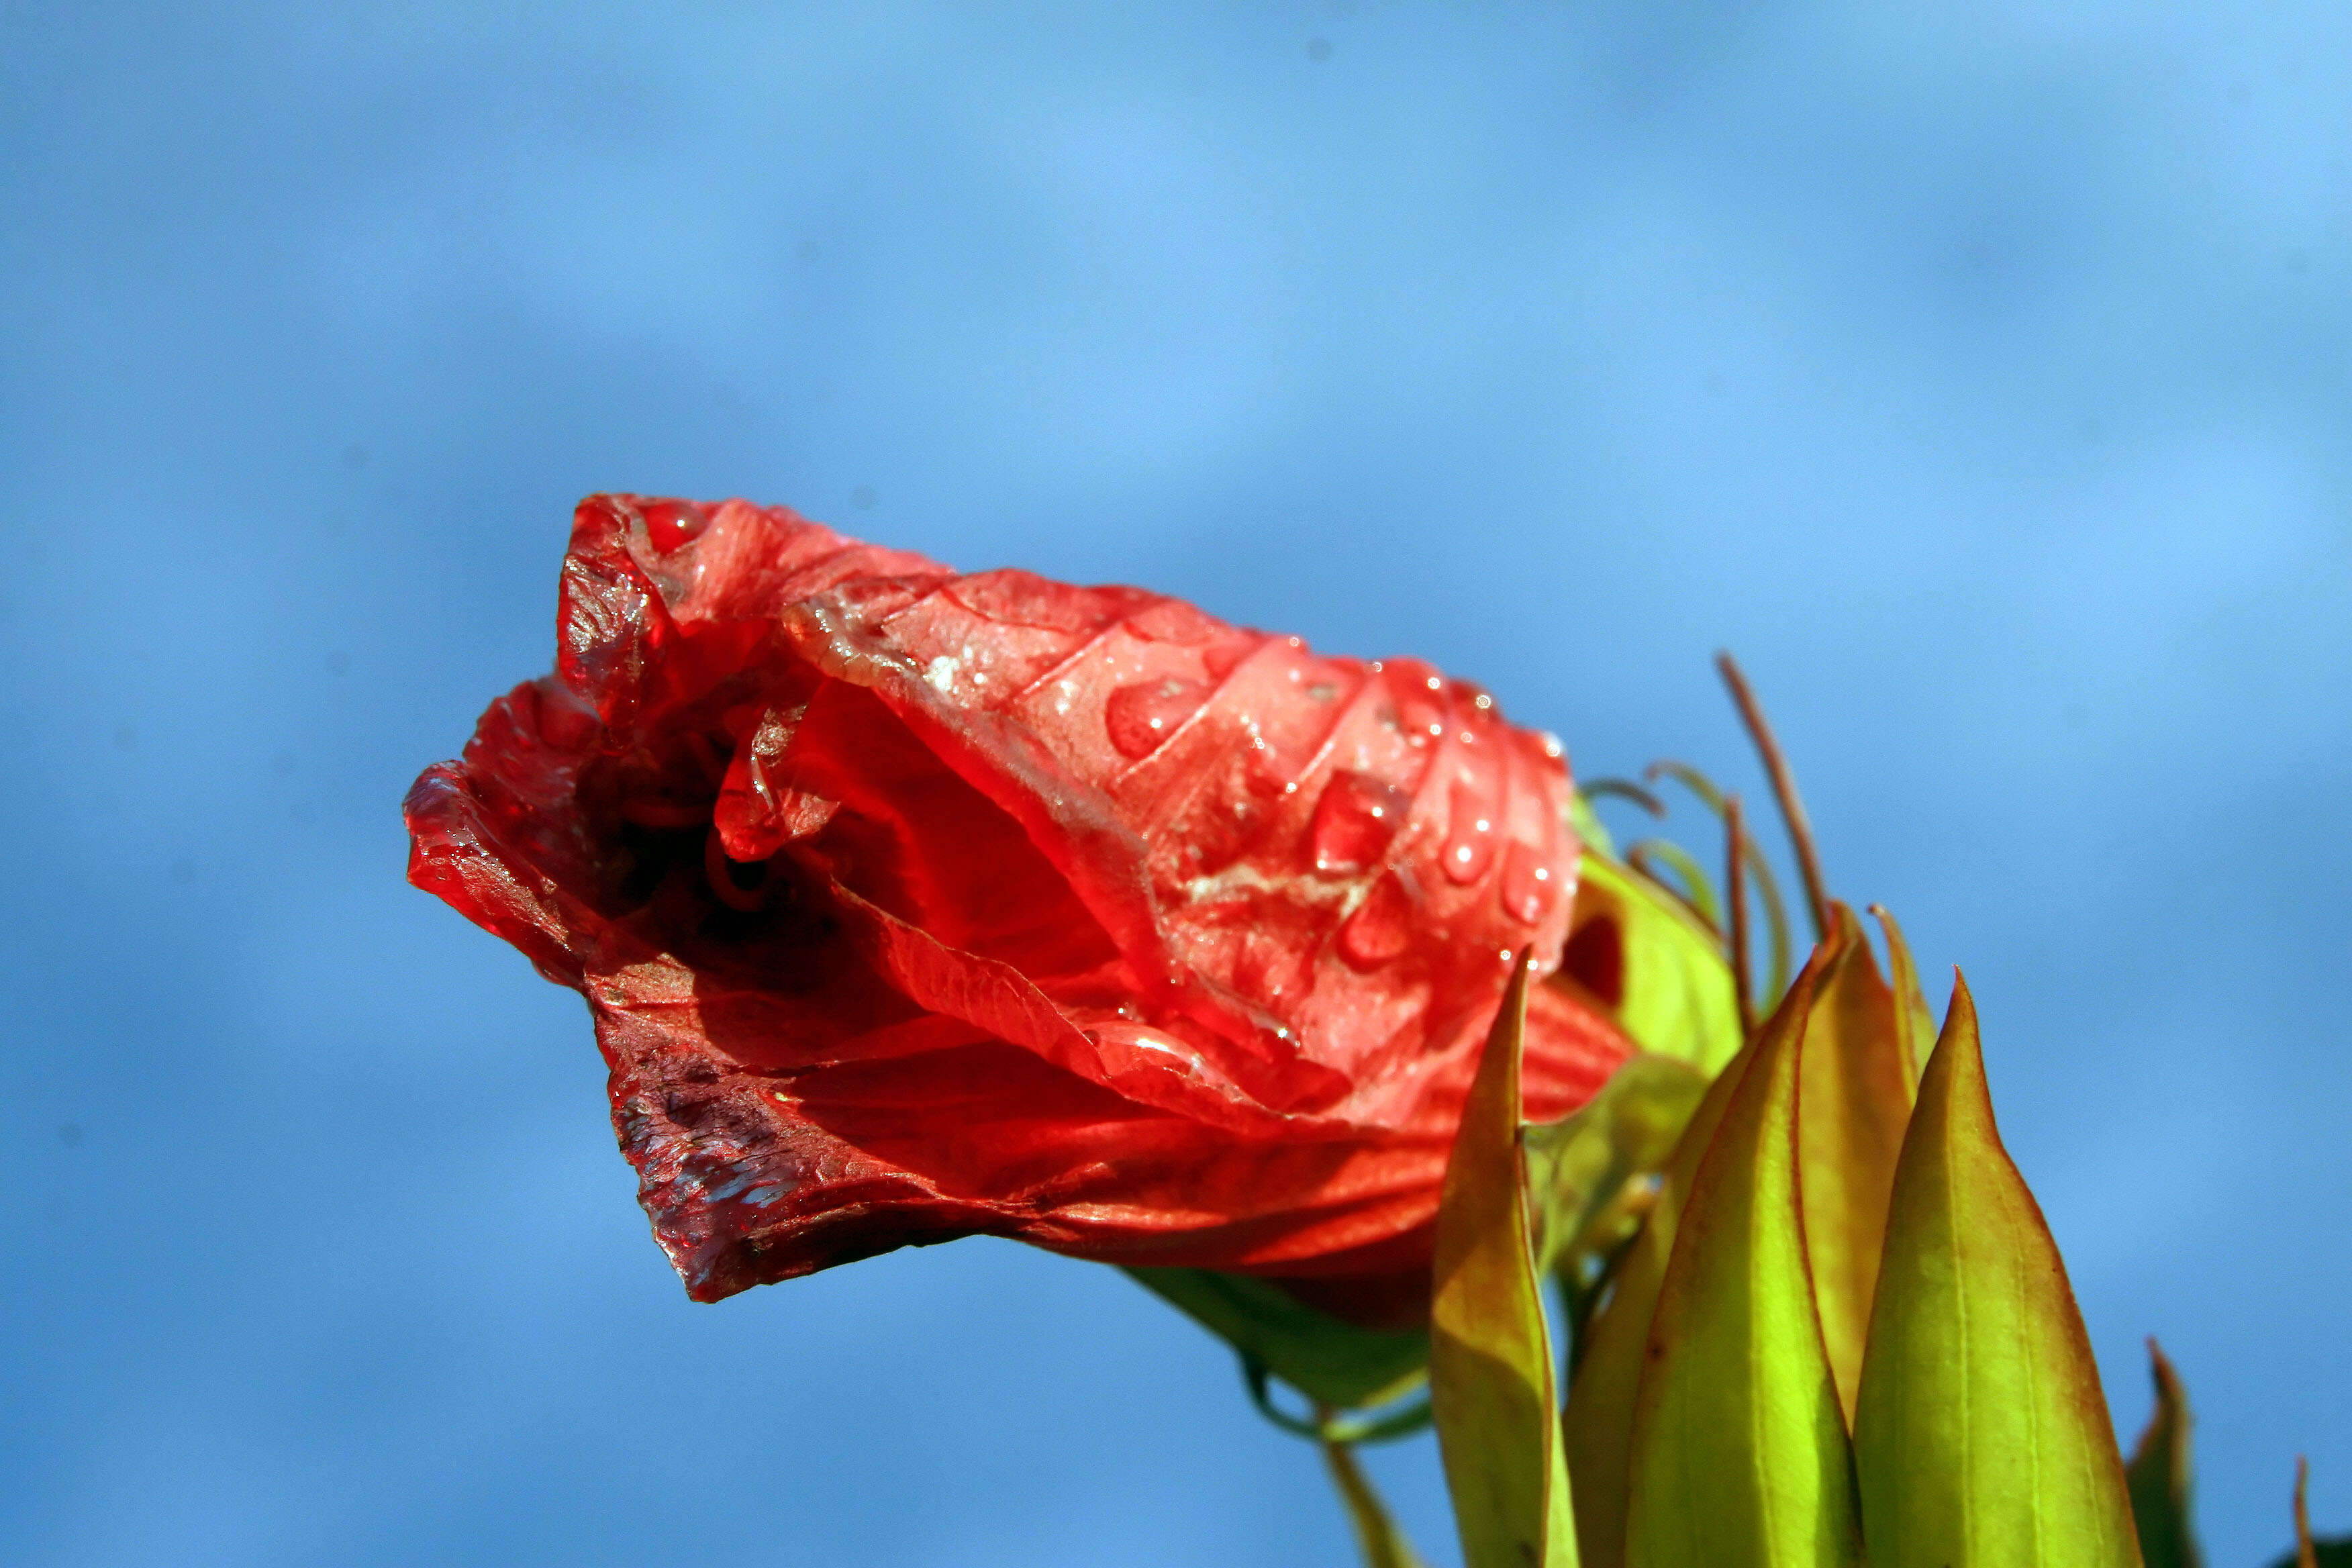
[1853,973,2142,1568]
[1798,903,1915,1427]
[2296,1459,2318,1568]
[1563,942,1841,1568]
[1865,904,1939,1085]
[2262,1457,2352,1564]
[1622,962,1865,1568]
[2125,1338,2204,1568]
[1562,979,1771,1568]
[1431,949,1578,1568]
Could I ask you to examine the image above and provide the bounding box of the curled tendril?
[1241,1357,1432,1447]
[1714,652,1832,941]
[1625,838,1724,934]
[1645,760,1792,1008]
[1579,777,1667,818]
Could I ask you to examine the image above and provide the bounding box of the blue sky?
[4,5,2348,1565]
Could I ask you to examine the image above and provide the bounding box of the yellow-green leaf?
[2125,1339,2205,1568]
[1524,1052,1710,1279]
[1798,903,1915,1425]
[1851,974,2142,1568]
[1323,1438,1433,1568]
[1431,949,1578,1568]
[1622,961,1865,1568]
[1557,850,1743,1077]
[1561,977,1777,1568]
[1869,904,1939,1085]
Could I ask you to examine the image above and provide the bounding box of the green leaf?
[1798,903,1916,1426]
[1851,973,2141,1568]
[1524,1053,1710,1280]
[1562,849,1743,1077]
[1869,904,1939,1086]
[1431,949,1579,1568]
[1122,1266,1428,1414]
[1622,961,1866,1568]
[2124,1339,2205,1568]
[1561,981,1767,1568]
[1323,1438,1433,1568]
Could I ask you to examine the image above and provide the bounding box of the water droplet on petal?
[1310,771,1411,873]
[1442,779,1500,885]
[640,499,707,552]
[1395,695,1444,746]
[1499,840,1557,924]
[1338,871,1415,969]
[1106,677,1211,759]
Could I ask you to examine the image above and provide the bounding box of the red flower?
[405,495,1628,1323]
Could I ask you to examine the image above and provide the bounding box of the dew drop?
[1181,790,1262,876]
[1498,840,1557,924]
[1441,778,1500,885]
[1105,677,1212,759]
[1338,871,1415,969]
[640,499,707,552]
[1310,771,1411,874]
[1395,695,1445,740]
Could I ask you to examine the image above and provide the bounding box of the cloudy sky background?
[5,5,2348,1565]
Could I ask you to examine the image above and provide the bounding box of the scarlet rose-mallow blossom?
[404,493,1630,1326]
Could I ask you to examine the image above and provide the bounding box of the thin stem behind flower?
[1716,651,1831,942]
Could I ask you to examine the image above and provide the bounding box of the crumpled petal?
[404,495,1630,1318]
